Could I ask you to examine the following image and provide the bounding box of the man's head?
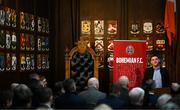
[150,55,160,68]
[156,94,172,108]
[38,87,53,104]
[171,83,180,95]
[13,84,32,108]
[88,77,99,90]
[118,75,129,88]
[63,79,76,93]
[29,73,40,81]
[129,87,145,106]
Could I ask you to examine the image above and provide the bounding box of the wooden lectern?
[152,87,171,96]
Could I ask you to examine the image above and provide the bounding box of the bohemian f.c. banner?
[113,40,146,89]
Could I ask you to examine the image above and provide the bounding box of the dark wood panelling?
[80,0,121,19]
[36,0,49,17]
[3,0,16,9]
[80,0,123,39]
[175,0,180,83]
[18,0,34,13]
[53,0,78,82]
[128,0,164,20]
[128,0,165,37]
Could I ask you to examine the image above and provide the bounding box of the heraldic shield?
[65,38,99,91]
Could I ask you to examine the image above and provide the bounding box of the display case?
[0,1,50,73]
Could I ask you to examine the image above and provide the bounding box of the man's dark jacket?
[142,67,169,88]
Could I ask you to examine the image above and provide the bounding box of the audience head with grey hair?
[129,87,145,108]
[156,93,172,108]
[78,77,106,108]
[94,104,112,110]
[171,82,180,96]
[161,102,179,110]
[118,75,129,88]
[12,84,32,109]
[88,77,99,90]
[117,76,130,108]
[10,83,19,91]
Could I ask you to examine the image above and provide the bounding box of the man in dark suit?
[55,79,86,109]
[97,83,125,109]
[36,87,53,110]
[142,55,169,88]
[78,77,106,109]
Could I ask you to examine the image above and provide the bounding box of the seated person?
[142,54,169,88]
[97,83,124,109]
[12,84,33,109]
[129,87,145,109]
[36,87,53,109]
[55,79,86,109]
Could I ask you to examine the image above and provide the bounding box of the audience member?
[129,87,145,109]
[94,104,112,110]
[169,94,180,107]
[55,79,86,109]
[0,89,14,109]
[156,93,172,108]
[40,75,48,87]
[117,75,130,107]
[161,102,179,110]
[29,73,40,81]
[54,81,65,98]
[78,77,106,109]
[118,75,129,89]
[27,73,42,90]
[97,83,124,109]
[36,87,53,110]
[171,82,180,97]
[12,84,32,109]
[143,79,158,109]
[10,83,19,91]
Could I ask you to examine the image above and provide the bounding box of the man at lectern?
[142,54,169,88]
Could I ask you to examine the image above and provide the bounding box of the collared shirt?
[153,67,162,88]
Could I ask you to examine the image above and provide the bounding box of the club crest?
[81,20,91,34]
[126,45,134,55]
[155,22,165,34]
[143,22,153,34]
[130,23,140,35]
